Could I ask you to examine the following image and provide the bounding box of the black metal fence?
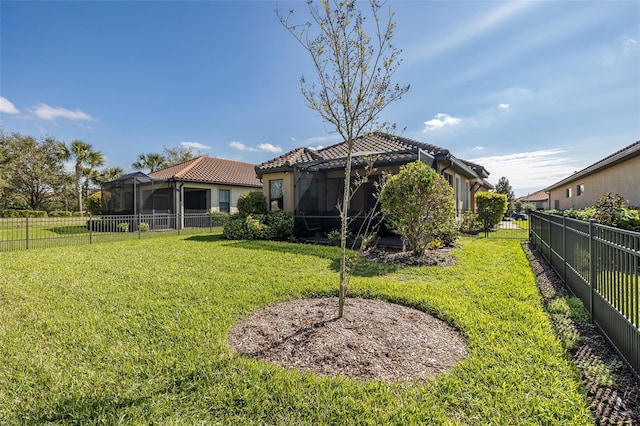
[530,211,640,379]
[0,213,225,252]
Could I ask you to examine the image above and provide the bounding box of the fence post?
[25,216,29,250]
[89,214,93,244]
[138,214,142,240]
[209,213,213,233]
[589,219,596,322]
[562,215,567,282]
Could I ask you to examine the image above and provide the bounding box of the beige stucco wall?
[176,182,261,214]
[261,172,295,212]
[548,156,640,209]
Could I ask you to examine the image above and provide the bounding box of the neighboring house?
[545,140,640,210]
[255,132,493,236]
[517,190,549,210]
[101,156,262,216]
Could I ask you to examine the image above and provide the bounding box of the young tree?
[494,176,515,213]
[279,0,409,318]
[132,153,165,173]
[380,162,456,256]
[59,140,104,213]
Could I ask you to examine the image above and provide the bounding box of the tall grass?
[0,233,592,424]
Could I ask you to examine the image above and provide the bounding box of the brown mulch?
[523,242,640,425]
[227,297,467,382]
[362,246,458,267]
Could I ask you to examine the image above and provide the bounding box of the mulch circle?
[227,297,467,383]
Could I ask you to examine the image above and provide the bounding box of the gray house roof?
[544,140,640,191]
[256,132,492,186]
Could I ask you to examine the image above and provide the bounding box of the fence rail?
[530,211,640,380]
[0,213,224,252]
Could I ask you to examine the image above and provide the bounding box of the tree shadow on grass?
[184,234,226,243]
[218,239,398,278]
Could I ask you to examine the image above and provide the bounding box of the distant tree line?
[0,128,198,213]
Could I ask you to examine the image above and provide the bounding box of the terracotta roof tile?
[150,156,262,188]
[517,190,548,202]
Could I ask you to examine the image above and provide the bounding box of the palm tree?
[59,140,105,213]
[132,153,165,173]
[96,167,124,184]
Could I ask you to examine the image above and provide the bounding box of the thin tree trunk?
[338,143,354,319]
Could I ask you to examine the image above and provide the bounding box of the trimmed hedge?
[223,211,294,241]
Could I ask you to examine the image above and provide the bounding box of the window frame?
[269,179,284,211]
[219,189,230,213]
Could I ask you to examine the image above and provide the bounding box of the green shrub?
[87,192,102,215]
[48,210,73,217]
[207,211,230,227]
[138,222,150,232]
[117,222,129,232]
[223,211,294,241]
[264,211,294,240]
[380,161,457,256]
[237,191,268,216]
[460,211,482,234]
[0,209,48,218]
[476,192,508,230]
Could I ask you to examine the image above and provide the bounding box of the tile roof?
[150,156,262,188]
[256,132,449,173]
[517,190,548,202]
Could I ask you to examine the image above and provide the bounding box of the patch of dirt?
[363,247,457,267]
[227,297,467,382]
[523,242,640,425]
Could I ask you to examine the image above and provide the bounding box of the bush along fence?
[530,211,640,380]
[0,212,229,252]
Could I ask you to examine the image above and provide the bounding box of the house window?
[219,189,230,213]
[269,179,284,211]
[566,188,572,198]
[577,184,584,196]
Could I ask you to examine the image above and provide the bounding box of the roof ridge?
[173,156,205,179]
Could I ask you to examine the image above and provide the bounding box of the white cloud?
[473,146,485,151]
[181,141,210,150]
[424,113,461,131]
[229,141,282,153]
[471,149,580,196]
[30,103,95,121]
[498,103,510,110]
[621,35,638,56]
[0,97,19,114]
[257,143,282,153]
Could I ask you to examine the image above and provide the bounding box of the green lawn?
[0,232,593,424]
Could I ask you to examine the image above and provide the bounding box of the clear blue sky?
[1,0,638,197]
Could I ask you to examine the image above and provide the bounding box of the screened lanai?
[101,172,173,215]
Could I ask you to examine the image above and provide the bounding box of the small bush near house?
[475,192,508,230]
[117,222,129,232]
[223,211,294,241]
[207,211,229,227]
[138,222,150,232]
[237,191,268,216]
[459,211,482,234]
[380,161,457,256]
